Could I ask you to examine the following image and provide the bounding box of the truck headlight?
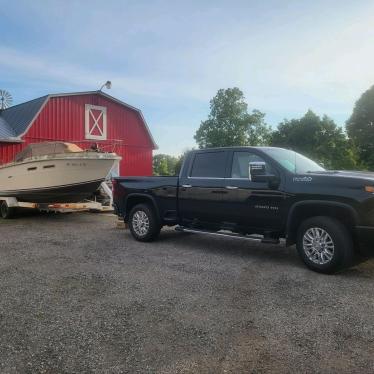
[365,186,374,193]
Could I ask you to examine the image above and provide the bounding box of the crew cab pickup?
[113,147,374,273]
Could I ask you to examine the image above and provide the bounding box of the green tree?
[194,88,272,148]
[153,154,178,175]
[346,85,374,170]
[272,110,359,170]
[174,148,195,175]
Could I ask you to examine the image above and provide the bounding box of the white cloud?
[0,46,170,98]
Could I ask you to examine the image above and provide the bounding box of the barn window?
[85,104,107,140]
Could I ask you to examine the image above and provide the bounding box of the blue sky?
[1,0,374,155]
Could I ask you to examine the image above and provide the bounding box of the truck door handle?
[181,184,192,188]
[225,186,238,190]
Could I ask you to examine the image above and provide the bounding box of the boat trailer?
[0,181,114,219]
[0,196,113,219]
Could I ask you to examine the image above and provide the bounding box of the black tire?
[128,203,161,242]
[0,201,15,219]
[296,216,354,274]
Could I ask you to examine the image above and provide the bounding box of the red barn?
[0,91,157,176]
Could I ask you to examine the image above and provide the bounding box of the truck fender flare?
[124,193,161,220]
[286,200,359,243]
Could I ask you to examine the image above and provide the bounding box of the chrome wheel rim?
[303,227,335,265]
[132,210,150,236]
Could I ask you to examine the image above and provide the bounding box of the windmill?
[0,90,13,110]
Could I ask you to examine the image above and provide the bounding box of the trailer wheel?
[0,201,15,219]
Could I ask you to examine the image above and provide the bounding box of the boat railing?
[20,139,124,157]
[85,141,123,154]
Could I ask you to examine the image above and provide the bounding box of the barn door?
[85,104,107,140]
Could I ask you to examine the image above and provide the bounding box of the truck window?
[231,152,272,179]
[190,152,226,178]
[262,148,325,173]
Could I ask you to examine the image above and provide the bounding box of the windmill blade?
[0,89,13,109]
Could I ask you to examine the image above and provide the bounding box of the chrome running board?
[175,226,281,244]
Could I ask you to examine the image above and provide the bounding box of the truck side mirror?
[249,162,266,180]
[249,162,279,188]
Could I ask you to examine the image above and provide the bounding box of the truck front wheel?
[296,216,354,274]
[128,203,161,242]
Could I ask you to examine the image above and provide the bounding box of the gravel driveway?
[0,213,373,373]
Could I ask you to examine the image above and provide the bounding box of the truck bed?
[114,176,178,190]
[113,176,179,223]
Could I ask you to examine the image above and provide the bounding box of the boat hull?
[1,180,104,203]
[0,153,120,203]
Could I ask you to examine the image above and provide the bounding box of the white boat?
[0,142,121,203]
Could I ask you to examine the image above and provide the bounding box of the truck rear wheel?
[128,203,161,242]
[0,201,15,219]
[296,216,354,274]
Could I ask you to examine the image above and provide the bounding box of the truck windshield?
[262,148,325,174]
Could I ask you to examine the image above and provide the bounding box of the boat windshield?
[262,148,325,174]
[15,142,83,162]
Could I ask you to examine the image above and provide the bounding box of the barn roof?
[0,95,48,142]
[0,91,157,148]
[0,117,17,138]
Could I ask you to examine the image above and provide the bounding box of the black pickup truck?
[113,147,374,273]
